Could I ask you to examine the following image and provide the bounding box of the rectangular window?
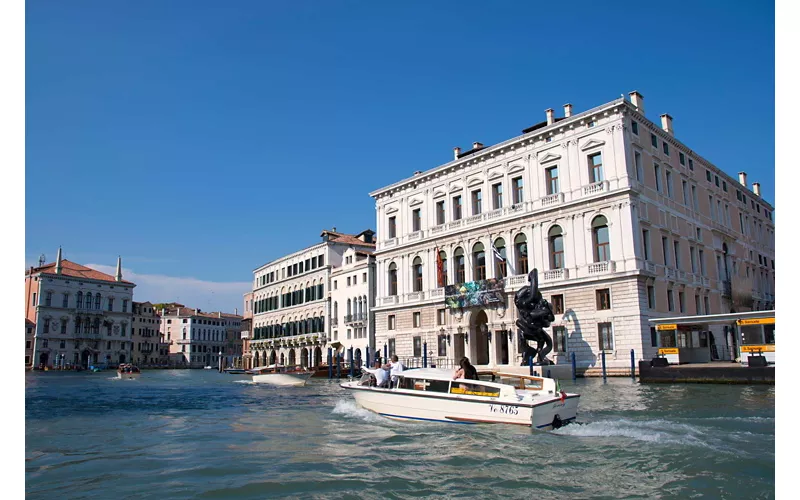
[709,195,716,221]
[412,209,421,232]
[634,151,643,182]
[596,289,611,310]
[690,246,697,273]
[737,190,742,201]
[413,312,421,328]
[706,170,712,182]
[667,290,675,312]
[723,181,727,192]
[695,294,702,314]
[647,285,655,309]
[679,291,685,313]
[32,293,36,306]
[363,272,367,283]
[682,180,689,206]
[553,326,567,353]
[662,236,669,266]
[492,183,503,209]
[631,121,639,135]
[704,296,710,315]
[388,338,396,357]
[679,152,685,165]
[699,249,706,276]
[346,277,351,287]
[651,133,658,148]
[413,336,422,357]
[471,189,482,215]
[589,153,604,183]
[318,255,324,267]
[651,327,658,347]
[63,293,69,308]
[437,309,445,326]
[546,166,560,194]
[551,294,564,315]
[436,200,445,225]
[438,334,447,357]
[739,213,745,233]
[673,240,680,269]
[642,229,651,260]
[512,177,523,204]
[122,300,128,313]
[662,141,669,155]
[715,175,720,187]
[43,319,50,333]
[688,158,694,170]
[654,164,661,192]
[692,185,698,211]
[453,196,462,220]
[666,170,673,198]
[598,323,614,350]
[388,315,395,330]
[388,217,396,238]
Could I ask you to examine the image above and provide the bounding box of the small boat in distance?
[224,368,247,375]
[340,368,579,430]
[203,366,213,370]
[117,364,141,380]
[249,364,314,387]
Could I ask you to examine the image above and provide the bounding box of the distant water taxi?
[248,365,314,387]
[116,364,141,380]
[340,368,579,430]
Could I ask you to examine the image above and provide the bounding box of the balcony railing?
[644,262,657,274]
[344,313,366,325]
[429,288,445,298]
[503,275,527,287]
[543,268,568,281]
[583,180,609,196]
[541,192,563,207]
[330,318,338,328]
[406,291,423,302]
[408,231,422,241]
[587,261,615,274]
[75,306,105,314]
[381,296,399,306]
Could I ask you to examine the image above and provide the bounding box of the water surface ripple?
[26,370,775,499]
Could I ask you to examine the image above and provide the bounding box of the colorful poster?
[444,279,506,309]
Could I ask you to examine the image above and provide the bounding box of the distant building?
[241,292,253,369]
[249,228,375,368]
[25,319,35,368]
[329,246,376,365]
[24,248,135,369]
[220,310,244,367]
[160,306,240,368]
[131,301,165,366]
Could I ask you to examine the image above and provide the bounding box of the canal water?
[25,370,775,499]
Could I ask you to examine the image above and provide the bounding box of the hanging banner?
[444,279,506,309]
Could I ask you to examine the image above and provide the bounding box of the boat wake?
[332,399,386,423]
[553,418,735,452]
[233,380,257,385]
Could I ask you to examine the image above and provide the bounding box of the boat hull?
[117,372,141,380]
[252,372,313,387]
[342,383,579,429]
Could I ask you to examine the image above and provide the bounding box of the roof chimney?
[563,103,573,118]
[55,247,63,275]
[235,308,238,316]
[332,227,336,232]
[753,182,761,197]
[738,172,747,186]
[545,108,554,126]
[472,142,483,150]
[629,91,645,115]
[453,147,461,160]
[660,114,674,136]
[115,256,122,282]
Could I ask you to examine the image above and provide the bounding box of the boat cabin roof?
[399,368,557,394]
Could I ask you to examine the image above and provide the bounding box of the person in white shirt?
[360,360,389,387]
[384,355,404,388]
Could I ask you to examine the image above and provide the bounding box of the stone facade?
[329,247,376,363]
[369,92,775,370]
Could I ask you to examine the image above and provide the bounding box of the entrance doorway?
[473,310,490,365]
[301,348,309,368]
[38,352,49,368]
[81,350,91,368]
[497,331,509,365]
[454,334,465,361]
[314,347,322,367]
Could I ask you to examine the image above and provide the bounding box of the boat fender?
[552,414,563,430]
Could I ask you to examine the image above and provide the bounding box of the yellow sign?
[741,345,775,353]
[736,318,775,326]
[656,324,678,331]
[658,348,679,355]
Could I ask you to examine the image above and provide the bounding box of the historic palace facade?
[370,92,775,370]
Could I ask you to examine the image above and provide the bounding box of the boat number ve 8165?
[488,404,519,415]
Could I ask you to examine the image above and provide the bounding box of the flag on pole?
[492,243,514,278]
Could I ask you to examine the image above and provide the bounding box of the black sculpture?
[514,268,555,365]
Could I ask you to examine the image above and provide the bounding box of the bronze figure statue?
[514,268,555,365]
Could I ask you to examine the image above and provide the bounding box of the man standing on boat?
[384,355,404,388]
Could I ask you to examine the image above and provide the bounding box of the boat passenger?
[360,360,389,387]
[384,355,404,388]
[453,357,479,391]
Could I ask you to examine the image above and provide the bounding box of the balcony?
[405,291,424,302]
[702,277,710,288]
[665,267,677,279]
[381,296,399,306]
[344,313,366,325]
[330,318,338,328]
[429,288,445,298]
[384,238,398,248]
[175,339,192,345]
[503,275,527,287]
[240,331,250,340]
[75,306,105,315]
[408,231,422,241]
[644,262,657,274]
[430,224,445,235]
[587,261,616,275]
[540,192,564,207]
[583,180,609,197]
[543,268,568,281]
[721,280,732,299]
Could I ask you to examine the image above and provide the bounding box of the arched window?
[494,238,507,278]
[76,292,83,309]
[74,317,81,334]
[333,301,338,319]
[95,294,101,309]
[388,263,398,296]
[592,215,610,262]
[86,292,93,309]
[472,243,486,281]
[347,299,352,316]
[549,226,564,269]
[412,257,423,292]
[454,247,465,284]
[514,234,528,275]
[437,250,448,287]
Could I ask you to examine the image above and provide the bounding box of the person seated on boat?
[360,360,389,387]
[453,357,479,391]
[383,355,404,388]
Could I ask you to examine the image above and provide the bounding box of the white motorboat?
[116,364,141,380]
[249,365,314,387]
[340,368,579,430]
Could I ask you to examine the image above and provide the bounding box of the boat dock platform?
[638,360,774,384]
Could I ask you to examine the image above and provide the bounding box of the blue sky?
[25,0,775,312]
